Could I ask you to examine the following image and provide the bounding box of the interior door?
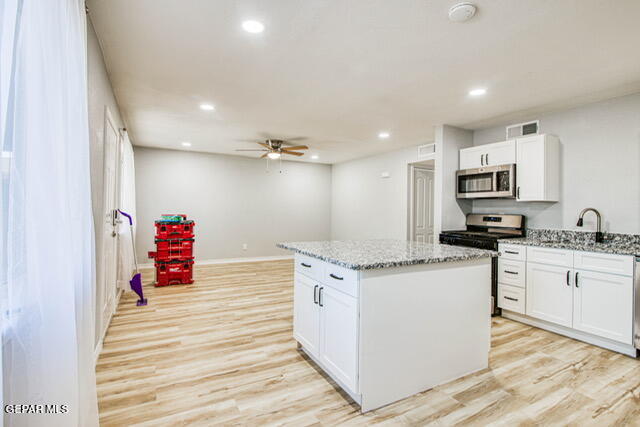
[100,108,120,335]
[412,167,434,243]
[293,274,320,357]
[319,285,358,393]
[525,262,573,327]
[572,269,633,344]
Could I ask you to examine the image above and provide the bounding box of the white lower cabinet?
[572,269,633,344]
[526,262,573,328]
[498,243,636,353]
[319,285,358,392]
[294,263,359,396]
[293,274,320,357]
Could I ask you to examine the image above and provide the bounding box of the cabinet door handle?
[504,270,519,275]
[301,262,311,268]
[329,273,343,281]
[566,270,570,286]
[485,153,489,165]
[504,296,519,302]
[481,154,485,166]
[505,250,518,255]
[318,287,324,307]
[575,272,579,288]
[517,186,521,199]
[313,285,318,304]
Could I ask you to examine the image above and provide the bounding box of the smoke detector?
[448,3,477,22]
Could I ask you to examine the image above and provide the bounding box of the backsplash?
[526,228,640,246]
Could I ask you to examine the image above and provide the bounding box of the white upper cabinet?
[516,134,560,202]
[459,140,516,170]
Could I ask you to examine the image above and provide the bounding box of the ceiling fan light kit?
[235,138,309,163]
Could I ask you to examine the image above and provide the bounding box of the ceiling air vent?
[506,120,539,139]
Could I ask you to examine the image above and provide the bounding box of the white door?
[516,135,544,201]
[100,108,120,335]
[319,285,358,393]
[572,269,633,344]
[412,168,434,243]
[459,146,484,169]
[485,140,516,166]
[526,262,573,327]
[293,274,320,357]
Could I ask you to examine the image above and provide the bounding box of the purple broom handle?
[118,209,133,225]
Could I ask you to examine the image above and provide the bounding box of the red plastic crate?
[148,238,194,261]
[155,221,195,239]
[154,260,194,287]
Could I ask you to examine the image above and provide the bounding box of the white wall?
[434,125,473,233]
[134,147,332,261]
[472,92,640,234]
[330,146,421,240]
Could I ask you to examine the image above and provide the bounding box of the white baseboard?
[502,310,638,358]
[139,255,293,269]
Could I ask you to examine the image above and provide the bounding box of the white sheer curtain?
[117,130,137,289]
[0,0,99,426]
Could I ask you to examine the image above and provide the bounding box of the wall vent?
[417,143,436,159]
[506,120,539,139]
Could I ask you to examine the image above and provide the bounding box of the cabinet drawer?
[322,263,359,298]
[498,259,525,288]
[295,254,323,281]
[573,251,634,277]
[498,284,525,314]
[527,246,573,267]
[499,244,526,261]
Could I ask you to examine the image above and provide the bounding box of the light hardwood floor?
[97,260,640,426]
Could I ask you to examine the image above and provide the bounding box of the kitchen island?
[277,239,497,412]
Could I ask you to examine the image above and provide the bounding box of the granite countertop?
[277,239,497,270]
[501,233,640,257]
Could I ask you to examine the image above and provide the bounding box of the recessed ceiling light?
[242,20,265,34]
[199,103,215,111]
[378,131,390,139]
[181,141,192,147]
[311,155,319,160]
[468,88,487,97]
[267,152,281,160]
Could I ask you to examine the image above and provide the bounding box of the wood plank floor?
[97,260,640,426]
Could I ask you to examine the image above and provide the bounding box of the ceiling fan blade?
[258,142,271,149]
[235,149,269,151]
[283,145,308,151]
[282,151,304,156]
[260,152,269,158]
[286,136,308,142]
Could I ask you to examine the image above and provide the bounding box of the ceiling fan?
[235,139,308,159]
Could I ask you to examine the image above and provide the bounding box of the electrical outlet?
[242,243,247,250]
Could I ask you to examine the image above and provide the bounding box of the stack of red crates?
[148,214,195,287]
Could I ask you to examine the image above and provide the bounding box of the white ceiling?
[88,0,640,164]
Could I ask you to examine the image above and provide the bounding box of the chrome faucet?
[576,208,603,243]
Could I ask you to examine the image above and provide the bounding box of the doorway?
[98,107,121,343]
[408,161,435,243]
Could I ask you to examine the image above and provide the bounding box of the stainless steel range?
[440,214,526,315]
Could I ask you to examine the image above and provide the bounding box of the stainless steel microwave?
[456,164,516,199]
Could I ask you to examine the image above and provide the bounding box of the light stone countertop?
[500,229,640,257]
[277,239,497,270]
